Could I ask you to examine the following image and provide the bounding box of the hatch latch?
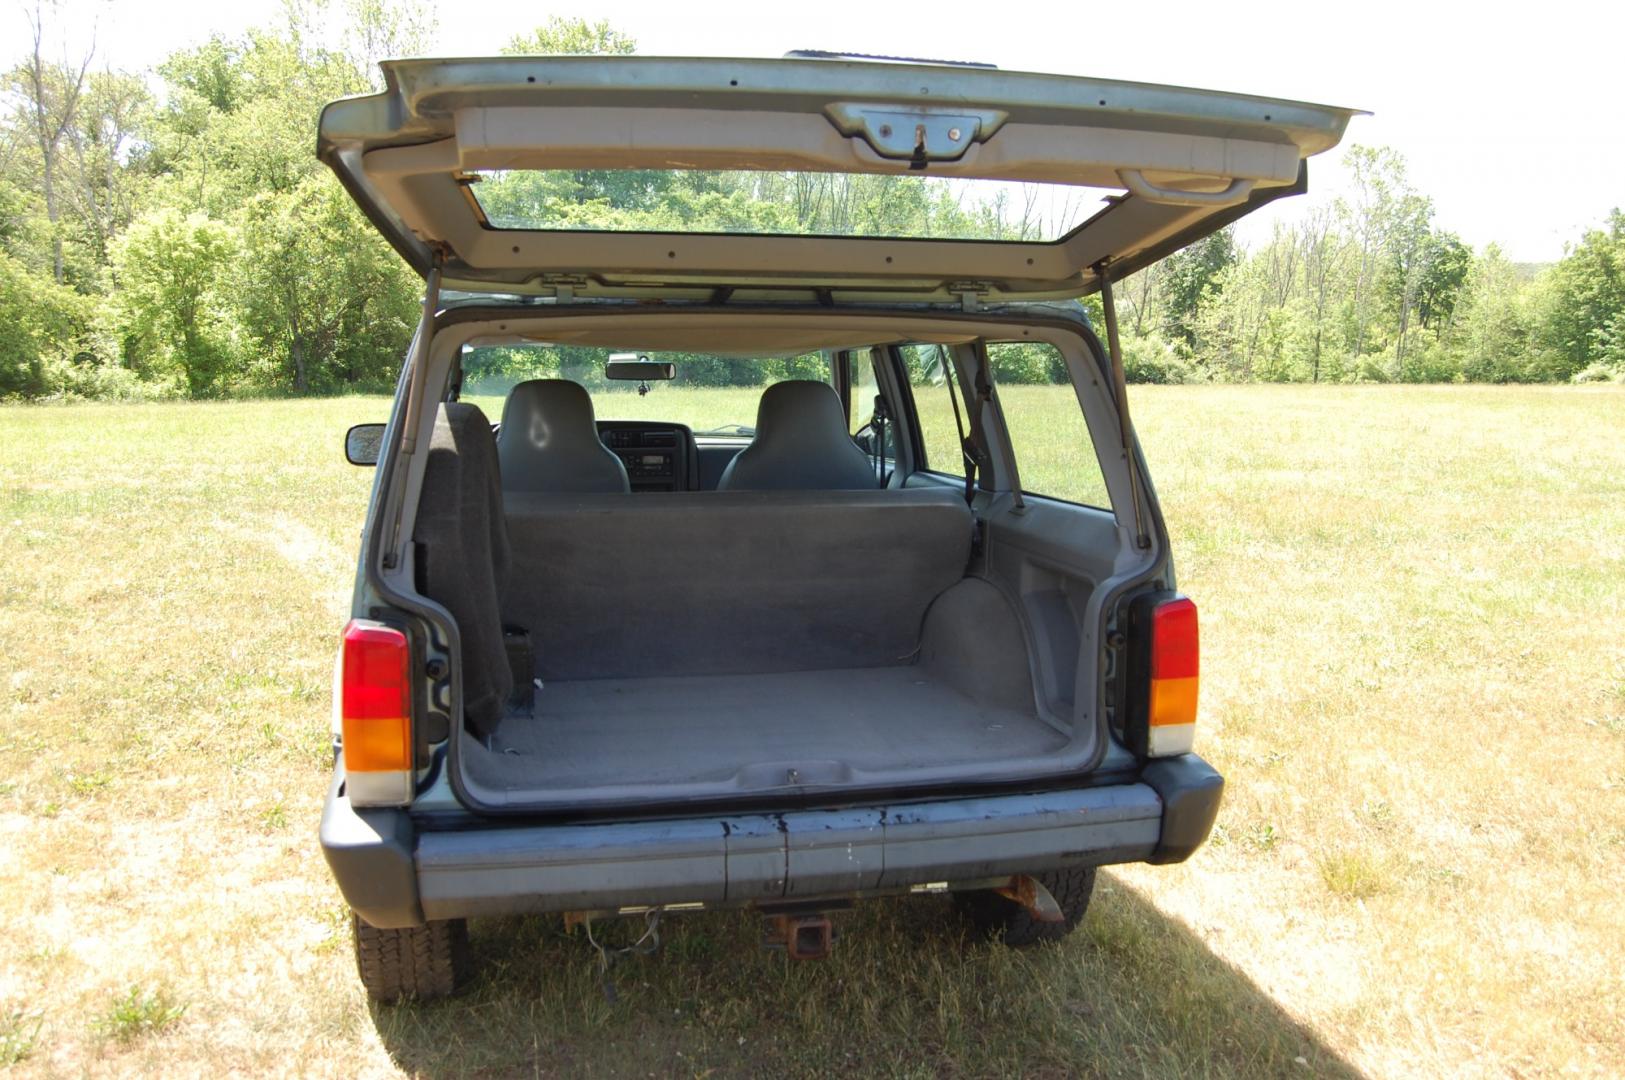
[948,281,994,311]
[825,104,1007,164]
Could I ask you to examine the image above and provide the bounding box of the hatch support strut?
[1095,260,1152,551]
[379,255,444,570]
[399,256,444,457]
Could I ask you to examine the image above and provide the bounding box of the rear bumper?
[321,754,1224,928]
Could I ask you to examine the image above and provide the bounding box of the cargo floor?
[470,666,1067,793]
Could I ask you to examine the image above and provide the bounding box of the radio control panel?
[597,422,694,492]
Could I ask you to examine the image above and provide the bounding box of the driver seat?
[497,379,630,494]
[718,380,878,492]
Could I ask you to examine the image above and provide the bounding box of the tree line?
[2,2,1621,402]
[1118,150,1624,386]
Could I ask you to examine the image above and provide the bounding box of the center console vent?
[602,428,678,449]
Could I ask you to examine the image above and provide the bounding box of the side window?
[987,342,1111,510]
[847,349,900,478]
[848,349,878,434]
[900,343,965,475]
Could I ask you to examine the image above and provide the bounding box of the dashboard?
[596,421,701,492]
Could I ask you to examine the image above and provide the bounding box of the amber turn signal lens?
[1148,598,1199,746]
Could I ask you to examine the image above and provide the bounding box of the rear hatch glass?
[468,169,1105,242]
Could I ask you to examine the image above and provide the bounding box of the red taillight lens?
[340,620,412,773]
[1148,598,1199,751]
[1151,598,1199,684]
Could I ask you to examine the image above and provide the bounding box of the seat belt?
[870,393,892,487]
[940,346,995,565]
[940,346,989,507]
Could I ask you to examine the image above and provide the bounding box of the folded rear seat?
[502,488,973,682]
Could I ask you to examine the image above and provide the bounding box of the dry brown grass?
[0,385,1620,1077]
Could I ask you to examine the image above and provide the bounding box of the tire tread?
[353,916,470,1002]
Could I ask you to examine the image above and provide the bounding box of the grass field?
[1,385,1622,1077]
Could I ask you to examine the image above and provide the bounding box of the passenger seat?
[717,380,877,492]
[496,379,630,494]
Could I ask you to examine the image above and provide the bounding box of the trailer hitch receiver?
[763,914,836,960]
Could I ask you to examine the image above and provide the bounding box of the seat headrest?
[717,380,878,491]
[497,379,629,494]
[753,380,850,444]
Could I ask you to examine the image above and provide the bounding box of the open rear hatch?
[319,55,1360,302]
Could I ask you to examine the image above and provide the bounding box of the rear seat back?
[416,403,513,735]
[503,488,973,681]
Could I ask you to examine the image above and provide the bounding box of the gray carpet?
[470,665,1066,792]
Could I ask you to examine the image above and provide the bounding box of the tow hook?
[763,913,836,960]
[994,874,1066,923]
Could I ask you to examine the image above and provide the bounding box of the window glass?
[848,350,877,434]
[987,342,1111,510]
[460,345,829,437]
[848,350,899,477]
[900,343,966,475]
[470,169,1103,242]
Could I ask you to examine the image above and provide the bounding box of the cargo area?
[413,400,1099,811]
[474,665,1068,795]
[452,482,1084,809]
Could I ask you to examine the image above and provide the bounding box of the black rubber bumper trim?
[1140,753,1225,865]
[319,768,425,929]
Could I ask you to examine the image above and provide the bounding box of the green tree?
[7,1,93,283]
[1380,193,1435,379]
[1414,231,1471,334]
[238,178,417,392]
[1447,244,1532,382]
[503,17,637,56]
[110,208,241,395]
[1159,229,1237,347]
[342,0,435,88]
[1297,205,1355,382]
[60,70,153,270]
[1539,209,1625,379]
[1337,145,1415,361]
[0,248,94,397]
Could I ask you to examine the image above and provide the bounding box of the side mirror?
[345,423,386,466]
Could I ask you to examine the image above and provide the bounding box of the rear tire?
[954,867,1097,946]
[352,914,471,1002]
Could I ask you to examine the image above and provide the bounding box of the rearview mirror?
[605,354,675,382]
[345,423,386,466]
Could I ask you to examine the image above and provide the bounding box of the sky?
[7,0,1621,263]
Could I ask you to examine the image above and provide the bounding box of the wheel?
[352,914,471,1002]
[954,867,1097,946]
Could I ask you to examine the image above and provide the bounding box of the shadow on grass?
[369,872,1355,1079]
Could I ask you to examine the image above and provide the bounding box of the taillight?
[1147,597,1199,756]
[340,620,413,777]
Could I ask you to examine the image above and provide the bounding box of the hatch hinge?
[949,281,994,311]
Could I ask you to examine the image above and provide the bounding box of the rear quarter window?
[900,343,967,475]
[988,342,1112,511]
